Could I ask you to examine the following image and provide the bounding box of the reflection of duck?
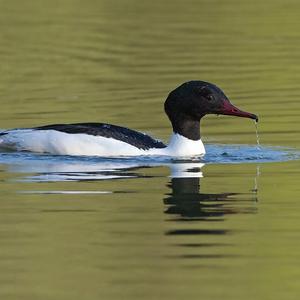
[0,81,257,157]
[168,162,204,178]
[164,177,238,219]
[2,154,206,182]
[164,170,258,222]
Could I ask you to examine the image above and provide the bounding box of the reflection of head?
[164,176,237,219]
[164,172,258,219]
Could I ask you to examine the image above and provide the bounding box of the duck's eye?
[206,94,214,101]
[199,86,213,99]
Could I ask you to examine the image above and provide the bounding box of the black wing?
[34,123,166,150]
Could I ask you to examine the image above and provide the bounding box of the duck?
[0,81,258,157]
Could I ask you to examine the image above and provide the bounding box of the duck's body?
[0,81,257,157]
[0,124,205,157]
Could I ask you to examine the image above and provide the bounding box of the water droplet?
[254,120,260,149]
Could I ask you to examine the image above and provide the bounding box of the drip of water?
[254,120,261,149]
[253,165,260,198]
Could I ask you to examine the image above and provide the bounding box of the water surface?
[1,1,300,300]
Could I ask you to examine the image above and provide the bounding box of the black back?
[34,123,166,150]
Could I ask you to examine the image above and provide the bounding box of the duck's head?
[164,81,258,140]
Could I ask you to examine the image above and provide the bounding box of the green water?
[1,1,300,299]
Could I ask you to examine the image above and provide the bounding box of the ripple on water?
[204,144,300,164]
[0,144,298,184]
[0,143,298,166]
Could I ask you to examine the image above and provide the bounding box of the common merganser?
[0,81,258,157]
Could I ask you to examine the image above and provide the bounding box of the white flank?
[0,130,205,157]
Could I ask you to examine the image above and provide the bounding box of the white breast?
[0,130,205,157]
[160,133,206,157]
